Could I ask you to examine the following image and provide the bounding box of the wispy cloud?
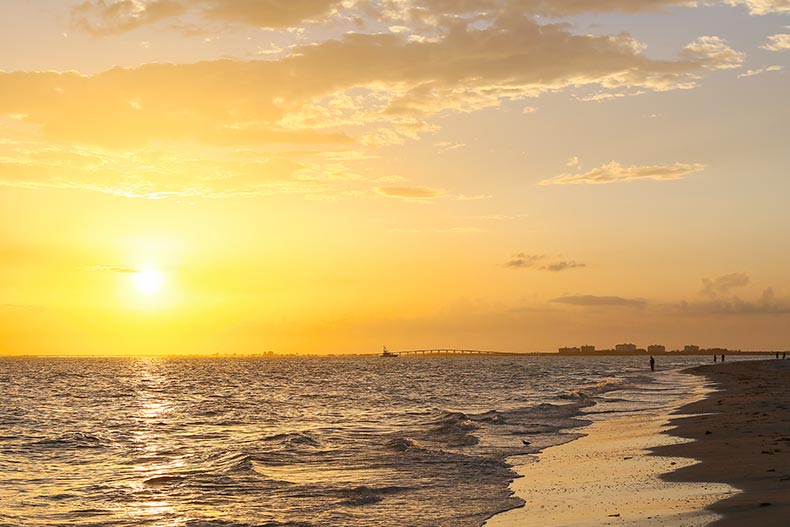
[540,161,705,185]
[435,141,465,153]
[376,185,445,200]
[700,272,750,298]
[728,1,790,15]
[506,253,545,268]
[737,65,784,78]
[543,261,586,272]
[506,254,586,271]
[761,32,790,51]
[681,35,745,70]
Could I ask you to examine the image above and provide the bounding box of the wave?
[185,521,314,527]
[203,450,257,473]
[262,432,321,448]
[384,437,417,451]
[143,475,186,486]
[424,411,480,446]
[337,485,411,506]
[561,377,633,400]
[32,432,105,449]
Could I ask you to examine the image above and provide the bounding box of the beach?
[654,359,790,526]
[2,356,785,526]
[486,358,789,527]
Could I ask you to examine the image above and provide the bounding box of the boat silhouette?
[381,345,399,358]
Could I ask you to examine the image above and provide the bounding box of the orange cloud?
[0,13,742,199]
[69,0,790,38]
[72,0,343,34]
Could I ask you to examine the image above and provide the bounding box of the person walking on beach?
[713,355,717,362]
[649,356,655,372]
[721,354,725,362]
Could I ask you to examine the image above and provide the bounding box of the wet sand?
[485,359,790,527]
[653,359,790,526]
[484,383,737,527]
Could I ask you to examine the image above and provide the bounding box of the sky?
[1,0,789,356]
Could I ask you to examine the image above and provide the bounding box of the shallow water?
[0,355,744,527]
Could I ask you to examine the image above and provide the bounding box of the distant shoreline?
[0,351,783,359]
[550,350,779,357]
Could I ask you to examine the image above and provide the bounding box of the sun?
[133,268,165,294]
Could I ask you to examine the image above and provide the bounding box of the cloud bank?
[551,295,647,307]
[0,3,751,199]
[70,0,790,36]
[72,0,344,34]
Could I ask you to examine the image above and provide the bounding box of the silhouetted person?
[777,352,780,359]
[713,355,717,362]
[783,352,787,359]
[649,356,655,372]
[721,354,725,362]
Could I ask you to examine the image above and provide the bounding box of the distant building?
[648,344,666,354]
[706,348,728,354]
[581,345,596,353]
[615,343,638,353]
[558,347,581,354]
[683,345,700,353]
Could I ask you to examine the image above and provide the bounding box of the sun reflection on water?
[123,359,183,525]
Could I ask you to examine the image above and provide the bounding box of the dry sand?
[485,359,790,527]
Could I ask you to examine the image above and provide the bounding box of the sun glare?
[133,268,165,295]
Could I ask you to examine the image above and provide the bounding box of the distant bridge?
[394,349,513,356]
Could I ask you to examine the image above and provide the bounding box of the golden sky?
[1,0,789,355]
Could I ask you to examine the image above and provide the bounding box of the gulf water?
[0,355,738,527]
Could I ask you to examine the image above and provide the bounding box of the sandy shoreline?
[652,359,790,526]
[485,370,736,527]
[485,359,790,527]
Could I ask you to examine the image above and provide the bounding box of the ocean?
[0,355,737,527]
